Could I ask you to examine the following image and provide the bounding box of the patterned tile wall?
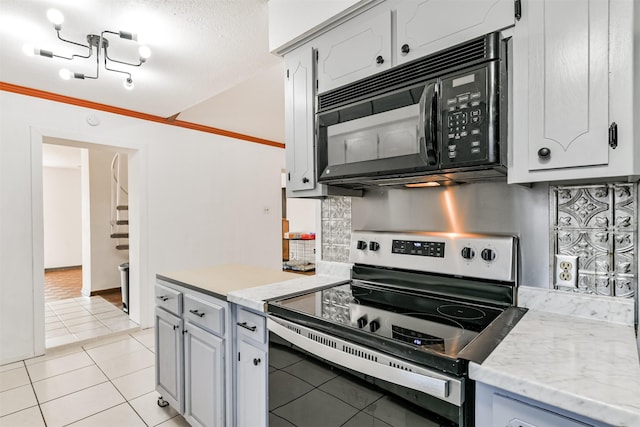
[321,196,352,263]
[551,183,637,298]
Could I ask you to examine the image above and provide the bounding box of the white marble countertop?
[470,309,640,426]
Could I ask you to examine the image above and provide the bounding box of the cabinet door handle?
[157,296,169,302]
[189,309,205,318]
[237,321,257,332]
[173,324,179,330]
[253,358,261,366]
[401,43,410,55]
[302,177,309,184]
[376,55,384,65]
[537,147,551,159]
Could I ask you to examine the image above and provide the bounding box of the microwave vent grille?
[318,33,498,112]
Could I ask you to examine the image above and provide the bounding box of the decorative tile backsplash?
[321,196,352,263]
[551,183,637,298]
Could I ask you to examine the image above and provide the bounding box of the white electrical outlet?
[555,254,578,288]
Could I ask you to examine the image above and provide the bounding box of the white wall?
[42,166,82,268]
[286,198,318,232]
[0,90,285,364]
[83,149,129,294]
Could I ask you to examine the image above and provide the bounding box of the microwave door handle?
[419,83,438,166]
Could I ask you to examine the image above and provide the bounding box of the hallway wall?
[0,90,285,364]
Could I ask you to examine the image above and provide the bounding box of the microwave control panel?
[440,65,497,168]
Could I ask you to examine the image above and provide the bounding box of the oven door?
[267,316,471,426]
[316,80,439,185]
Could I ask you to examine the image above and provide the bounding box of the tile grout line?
[20,358,49,427]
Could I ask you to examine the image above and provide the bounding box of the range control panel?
[350,231,517,282]
[391,240,445,258]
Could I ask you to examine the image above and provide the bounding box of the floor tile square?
[269,344,306,369]
[363,396,440,427]
[27,351,94,382]
[39,382,125,427]
[45,321,65,332]
[342,411,392,427]
[32,365,108,403]
[104,319,138,333]
[111,366,155,400]
[67,320,105,333]
[268,370,314,410]
[58,310,92,321]
[65,403,146,427]
[46,328,73,338]
[129,391,178,426]
[46,334,79,348]
[0,384,37,417]
[62,315,97,326]
[283,357,339,387]
[44,315,61,325]
[0,361,23,374]
[86,337,145,364]
[155,415,191,427]
[0,405,45,427]
[96,348,155,379]
[269,413,296,427]
[94,310,126,320]
[0,366,30,392]
[52,306,87,316]
[319,374,384,410]
[273,389,359,427]
[73,327,113,341]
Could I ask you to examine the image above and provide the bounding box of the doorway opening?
[42,141,138,348]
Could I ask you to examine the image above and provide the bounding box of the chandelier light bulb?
[59,69,72,80]
[46,9,64,29]
[124,78,134,90]
[138,45,151,61]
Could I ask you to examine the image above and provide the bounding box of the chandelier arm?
[100,30,143,67]
[103,46,132,79]
[56,30,92,59]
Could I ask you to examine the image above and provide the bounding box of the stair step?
[116,220,129,225]
[116,245,129,250]
[110,233,129,239]
[116,205,128,211]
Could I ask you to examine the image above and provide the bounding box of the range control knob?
[481,248,496,262]
[461,247,475,260]
[357,316,368,329]
[369,241,380,251]
[356,240,367,250]
[369,320,380,333]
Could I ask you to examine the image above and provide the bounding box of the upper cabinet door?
[515,0,609,171]
[396,0,515,65]
[285,47,316,193]
[316,11,392,94]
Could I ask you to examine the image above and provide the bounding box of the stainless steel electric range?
[267,231,526,426]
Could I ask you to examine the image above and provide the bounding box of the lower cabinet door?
[236,339,267,427]
[493,393,591,427]
[184,321,225,427]
[155,307,183,412]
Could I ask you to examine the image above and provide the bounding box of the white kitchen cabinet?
[154,279,231,427]
[316,10,391,94]
[155,306,183,412]
[509,0,639,183]
[395,0,515,65]
[284,45,362,198]
[476,383,612,427]
[234,306,268,427]
[184,320,225,427]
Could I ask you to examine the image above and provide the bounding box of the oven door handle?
[267,318,455,404]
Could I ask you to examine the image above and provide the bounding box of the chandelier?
[23,9,151,90]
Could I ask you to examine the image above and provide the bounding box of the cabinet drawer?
[184,294,225,336]
[236,308,266,344]
[155,282,182,315]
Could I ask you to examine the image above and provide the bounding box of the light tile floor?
[45,296,138,348]
[0,329,189,427]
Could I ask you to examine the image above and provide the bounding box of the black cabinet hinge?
[515,0,522,20]
[609,122,618,149]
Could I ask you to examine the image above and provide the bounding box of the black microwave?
[316,32,507,188]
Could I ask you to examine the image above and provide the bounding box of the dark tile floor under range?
[268,343,443,427]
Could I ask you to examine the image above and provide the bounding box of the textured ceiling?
[0,0,284,141]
